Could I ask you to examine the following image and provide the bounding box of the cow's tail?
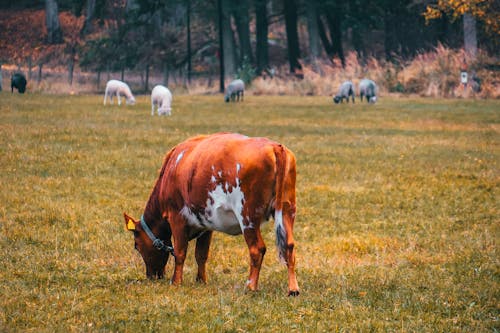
[273,144,289,264]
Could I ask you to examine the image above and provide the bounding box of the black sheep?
[11,73,27,93]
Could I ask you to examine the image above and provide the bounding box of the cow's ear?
[123,213,138,232]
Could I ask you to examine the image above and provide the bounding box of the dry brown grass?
[251,46,499,99]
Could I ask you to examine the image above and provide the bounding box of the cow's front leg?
[169,213,189,285]
[243,227,266,291]
[195,231,213,283]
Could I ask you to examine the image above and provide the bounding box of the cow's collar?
[140,215,175,257]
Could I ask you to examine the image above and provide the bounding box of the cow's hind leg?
[243,227,266,291]
[281,202,299,296]
[195,231,213,283]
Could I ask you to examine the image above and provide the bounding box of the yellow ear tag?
[127,219,136,231]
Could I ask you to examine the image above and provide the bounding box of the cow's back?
[157,133,294,235]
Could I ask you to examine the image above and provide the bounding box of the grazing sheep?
[11,73,27,93]
[333,81,355,104]
[359,79,378,103]
[224,79,245,102]
[151,85,172,116]
[103,80,136,106]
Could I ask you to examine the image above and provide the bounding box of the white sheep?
[333,81,355,104]
[151,85,172,116]
[103,80,136,106]
[359,79,378,103]
[224,79,245,102]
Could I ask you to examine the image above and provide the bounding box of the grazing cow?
[224,79,245,102]
[124,132,299,296]
[11,73,27,93]
[359,79,378,103]
[103,79,136,105]
[333,81,355,104]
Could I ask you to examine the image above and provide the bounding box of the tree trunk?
[217,0,225,92]
[324,4,345,66]
[222,0,237,77]
[81,0,96,36]
[306,0,320,63]
[232,0,254,64]
[186,0,191,84]
[463,13,477,59]
[144,64,149,92]
[45,0,63,44]
[0,63,3,91]
[255,0,268,74]
[348,0,364,57]
[68,50,75,86]
[38,64,43,84]
[283,0,301,73]
[317,15,334,58]
[96,70,101,90]
[27,55,33,80]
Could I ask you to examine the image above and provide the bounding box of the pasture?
[0,93,498,331]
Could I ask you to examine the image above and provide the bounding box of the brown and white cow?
[124,132,299,296]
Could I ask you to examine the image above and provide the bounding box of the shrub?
[235,57,256,85]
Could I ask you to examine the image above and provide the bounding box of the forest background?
[0,0,498,98]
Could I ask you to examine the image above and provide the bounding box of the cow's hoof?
[288,290,300,297]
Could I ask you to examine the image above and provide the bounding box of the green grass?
[0,93,498,332]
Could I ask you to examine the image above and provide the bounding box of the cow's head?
[123,213,172,279]
[333,96,341,104]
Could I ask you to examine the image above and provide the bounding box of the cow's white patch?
[243,220,255,230]
[211,175,216,183]
[176,150,185,166]
[236,163,241,174]
[180,206,201,226]
[206,178,245,235]
[181,177,246,235]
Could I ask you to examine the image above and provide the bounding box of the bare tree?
[283,0,301,74]
[81,0,96,36]
[232,0,254,64]
[222,0,237,76]
[255,0,269,74]
[306,0,320,64]
[45,0,63,44]
[463,13,477,58]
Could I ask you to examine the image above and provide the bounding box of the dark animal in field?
[224,79,245,102]
[333,81,355,104]
[124,132,299,296]
[11,73,27,93]
[359,79,378,103]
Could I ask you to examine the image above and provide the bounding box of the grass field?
[0,93,498,332]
